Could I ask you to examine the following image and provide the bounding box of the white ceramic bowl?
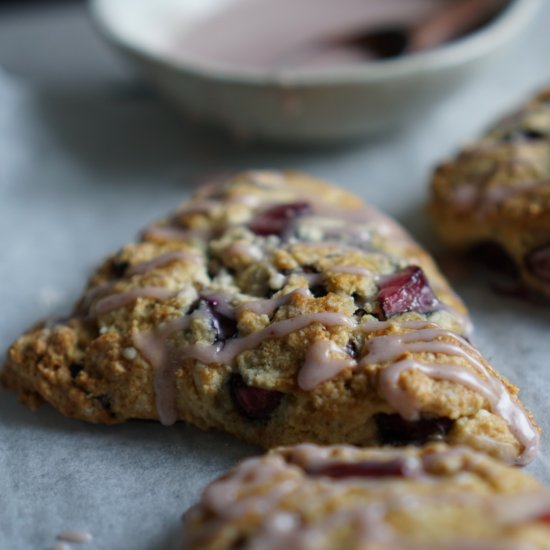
[89,0,540,143]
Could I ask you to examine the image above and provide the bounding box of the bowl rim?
[89,0,540,86]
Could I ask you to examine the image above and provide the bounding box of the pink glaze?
[126,251,201,276]
[186,445,550,549]
[297,340,354,391]
[92,287,177,316]
[133,316,192,425]
[245,170,288,188]
[199,292,236,318]
[142,225,209,242]
[328,265,374,277]
[359,321,539,465]
[272,266,375,292]
[81,281,114,310]
[451,179,548,215]
[282,443,417,469]
[178,312,353,366]
[134,311,352,424]
[236,288,311,316]
[225,241,264,261]
[171,0,443,72]
[312,202,414,244]
[202,455,300,519]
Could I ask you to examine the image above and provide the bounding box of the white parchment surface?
[1,3,550,549]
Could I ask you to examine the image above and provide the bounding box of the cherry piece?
[197,296,238,343]
[375,413,453,446]
[538,512,550,524]
[230,374,283,420]
[307,458,413,479]
[378,266,438,317]
[525,243,550,282]
[248,202,312,237]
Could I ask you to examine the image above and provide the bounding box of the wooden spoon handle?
[409,0,507,52]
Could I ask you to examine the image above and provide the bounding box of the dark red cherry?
[378,266,438,317]
[197,296,238,343]
[525,243,550,282]
[248,202,312,237]
[538,512,550,524]
[230,374,283,419]
[375,413,453,446]
[307,458,413,479]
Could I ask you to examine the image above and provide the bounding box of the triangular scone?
[2,171,539,464]
[430,88,550,297]
[182,444,550,549]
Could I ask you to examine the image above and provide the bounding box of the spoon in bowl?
[340,0,509,59]
[277,0,509,68]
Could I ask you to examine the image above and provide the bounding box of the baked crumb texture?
[430,88,550,297]
[183,443,550,550]
[1,171,539,464]
[182,443,550,550]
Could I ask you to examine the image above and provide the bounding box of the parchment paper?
[1,3,550,549]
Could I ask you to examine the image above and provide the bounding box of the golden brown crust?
[181,443,550,550]
[429,88,550,297]
[1,171,538,463]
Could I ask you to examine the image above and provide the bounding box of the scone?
[430,87,550,297]
[1,171,539,464]
[181,443,550,550]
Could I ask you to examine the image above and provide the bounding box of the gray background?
[1,2,550,549]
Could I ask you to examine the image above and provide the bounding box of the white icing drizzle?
[134,310,352,425]
[295,215,373,248]
[225,241,264,261]
[133,316,193,425]
[199,291,236,318]
[203,455,301,520]
[236,288,311,316]
[186,445,550,550]
[92,287,177,316]
[450,177,548,218]
[130,281,534,460]
[142,224,209,242]
[176,198,222,215]
[126,250,200,276]
[294,265,375,285]
[245,170,288,189]
[176,312,354,366]
[358,321,539,466]
[312,202,414,244]
[56,530,93,544]
[80,281,114,310]
[79,251,200,318]
[123,176,536,462]
[283,442,430,474]
[327,265,374,277]
[297,340,354,391]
